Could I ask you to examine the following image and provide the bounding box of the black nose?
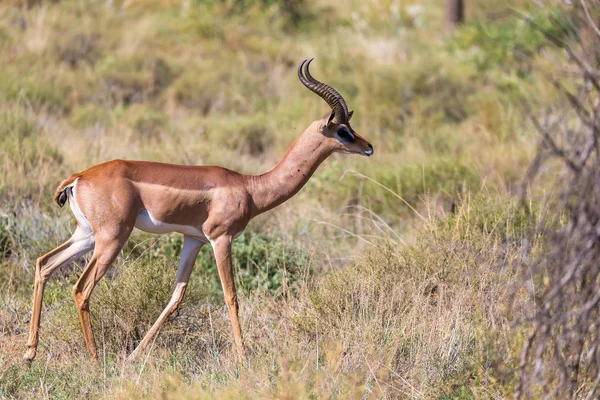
[363,143,374,156]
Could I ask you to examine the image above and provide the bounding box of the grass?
[0,0,575,398]
[0,194,538,399]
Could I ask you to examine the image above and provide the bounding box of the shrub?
[0,212,17,259]
[124,229,311,298]
[98,56,175,106]
[54,32,102,68]
[206,0,308,28]
[0,69,69,114]
[295,194,535,396]
[515,5,600,397]
[311,157,482,220]
[450,7,578,74]
[0,106,64,200]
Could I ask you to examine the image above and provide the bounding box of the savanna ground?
[0,0,588,398]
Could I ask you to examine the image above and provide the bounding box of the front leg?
[211,235,246,361]
[128,235,204,361]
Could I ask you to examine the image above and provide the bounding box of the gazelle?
[24,59,373,362]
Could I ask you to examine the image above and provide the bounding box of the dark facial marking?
[335,125,355,143]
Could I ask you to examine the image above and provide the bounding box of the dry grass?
[0,0,580,398]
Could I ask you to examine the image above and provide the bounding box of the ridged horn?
[298,58,349,123]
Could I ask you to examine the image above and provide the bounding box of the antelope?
[24,59,373,363]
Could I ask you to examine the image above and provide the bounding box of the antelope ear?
[348,110,354,121]
[326,110,336,127]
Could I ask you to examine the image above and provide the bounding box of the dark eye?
[336,127,355,142]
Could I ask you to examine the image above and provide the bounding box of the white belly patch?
[134,209,207,241]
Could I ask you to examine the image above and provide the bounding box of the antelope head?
[298,58,374,157]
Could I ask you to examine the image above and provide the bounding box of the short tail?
[53,175,79,207]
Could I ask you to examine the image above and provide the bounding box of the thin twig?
[306,217,376,247]
[340,170,427,222]
[580,0,600,39]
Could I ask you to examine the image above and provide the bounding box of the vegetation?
[0,0,591,398]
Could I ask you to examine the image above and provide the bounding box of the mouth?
[361,146,374,157]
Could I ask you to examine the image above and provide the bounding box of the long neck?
[246,128,333,215]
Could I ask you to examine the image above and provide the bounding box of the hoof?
[23,347,36,362]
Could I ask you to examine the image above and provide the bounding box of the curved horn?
[298,58,349,123]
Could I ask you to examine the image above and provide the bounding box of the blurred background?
[0,0,590,398]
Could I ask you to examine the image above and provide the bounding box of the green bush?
[98,56,175,106]
[451,8,578,74]
[0,70,69,114]
[196,0,308,28]
[311,157,482,219]
[222,231,311,295]
[125,230,311,299]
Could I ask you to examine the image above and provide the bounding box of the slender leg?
[24,228,95,361]
[128,236,204,360]
[211,235,246,360]
[72,235,128,361]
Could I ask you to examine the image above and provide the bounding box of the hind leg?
[24,228,95,361]
[72,230,130,361]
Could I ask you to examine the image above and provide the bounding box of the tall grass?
[0,0,575,398]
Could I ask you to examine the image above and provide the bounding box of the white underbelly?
[134,209,207,241]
